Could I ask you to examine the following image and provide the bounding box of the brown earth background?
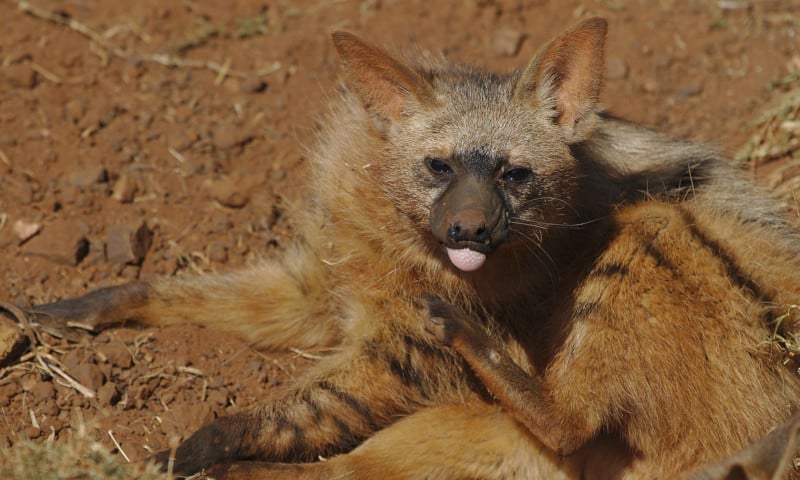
[1,0,800,474]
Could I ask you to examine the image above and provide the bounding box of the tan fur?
[13,18,800,479]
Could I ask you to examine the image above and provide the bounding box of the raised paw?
[425,296,470,346]
[151,414,250,476]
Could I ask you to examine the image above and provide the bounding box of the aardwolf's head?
[332,18,607,272]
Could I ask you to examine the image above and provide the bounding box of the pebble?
[675,80,704,97]
[29,381,55,402]
[105,222,153,265]
[95,340,134,369]
[167,130,196,151]
[111,173,138,203]
[21,219,90,266]
[69,362,105,392]
[211,122,253,150]
[205,175,250,209]
[239,76,268,94]
[3,63,37,89]
[64,98,87,124]
[68,166,108,189]
[96,382,120,406]
[12,219,42,244]
[207,388,228,406]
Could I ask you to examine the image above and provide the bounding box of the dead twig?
[36,353,96,399]
[107,430,132,463]
[289,347,324,360]
[0,301,96,399]
[17,0,273,79]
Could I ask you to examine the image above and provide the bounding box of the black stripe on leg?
[317,380,378,431]
[589,262,630,278]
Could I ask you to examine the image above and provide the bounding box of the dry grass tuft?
[737,78,800,218]
[0,432,169,480]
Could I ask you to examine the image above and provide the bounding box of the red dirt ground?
[1,0,799,470]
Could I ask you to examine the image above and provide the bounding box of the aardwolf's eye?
[501,168,532,183]
[426,157,454,175]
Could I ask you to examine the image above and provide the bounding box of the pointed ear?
[514,17,607,142]
[332,31,433,131]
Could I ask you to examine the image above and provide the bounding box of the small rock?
[64,98,87,124]
[95,340,133,369]
[207,388,228,406]
[205,175,250,209]
[605,56,629,81]
[168,130,196,152]
[96,382,120,406]
[675,80,704,97]
[3,63,37,89]
[69,362,105,392]
[491,26,525,57]
[211,122,253,151]
[68,166,108,189]
[239,76,268,94]
[0,316,27,367]
[22,219,89,266]
[21,373,38,392]
[12,219,42,244]
[105,222,153,265]
[29,381,55,402]
[111,173,137,203]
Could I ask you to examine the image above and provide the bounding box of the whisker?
[519,196,581,216]
[510,227,559,283]
[510,217,601,229]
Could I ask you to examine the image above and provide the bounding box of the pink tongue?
[446,248,487,272]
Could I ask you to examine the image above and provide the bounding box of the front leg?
[155,327,466,475]
[426,297,590,456]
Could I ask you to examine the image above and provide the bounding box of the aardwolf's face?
[333,19,606,272]
[387,72,580,272]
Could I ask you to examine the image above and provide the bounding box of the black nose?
[447,209,490,243]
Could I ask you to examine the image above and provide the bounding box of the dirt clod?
[105,222,152,265]
[21,219,89,266]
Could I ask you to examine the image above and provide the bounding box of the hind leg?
[5,244,339,351]
[204,404,632,480]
